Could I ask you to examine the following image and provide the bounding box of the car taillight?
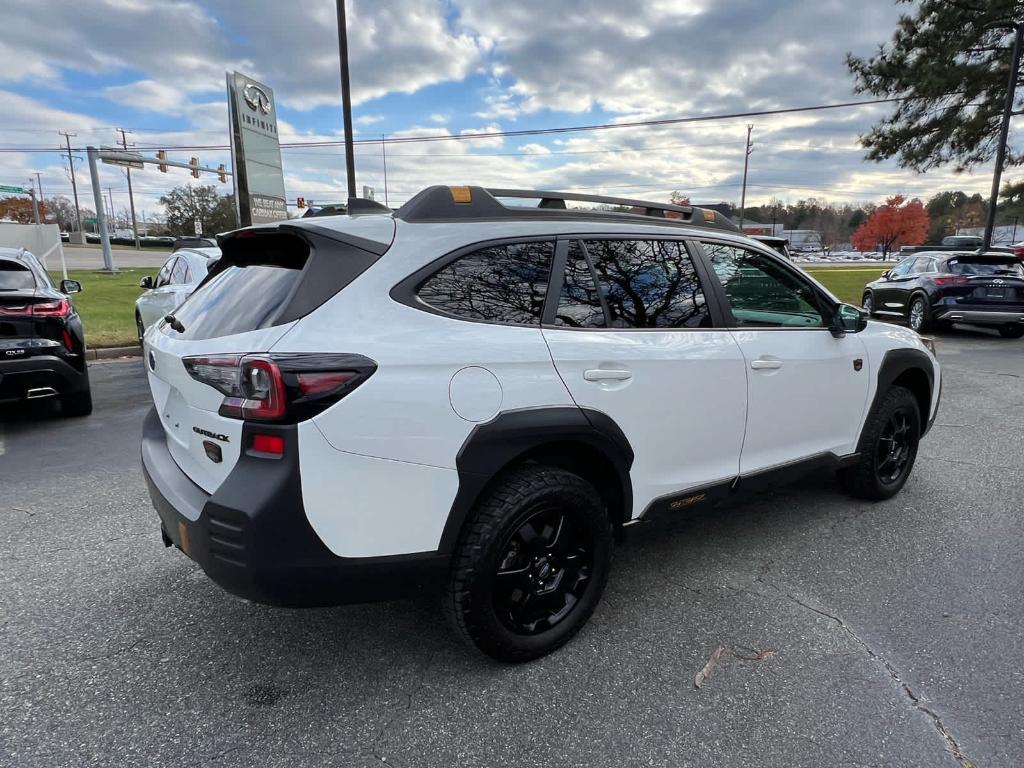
[30,299,71,316]
[182,353,376,423]
[933,276,967,286]
[0,299,70,317]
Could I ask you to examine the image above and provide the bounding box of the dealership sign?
[226,71,288,226]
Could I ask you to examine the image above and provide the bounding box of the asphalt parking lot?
[2,327,1022,768]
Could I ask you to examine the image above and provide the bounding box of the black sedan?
[862,251,1024,338]
[0,248,91,415]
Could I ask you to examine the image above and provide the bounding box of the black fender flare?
[863,348,936,441]
[437,406,634,554]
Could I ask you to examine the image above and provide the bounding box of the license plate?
[986,287,1005,298]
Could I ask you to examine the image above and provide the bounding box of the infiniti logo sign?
[243,84,272,115]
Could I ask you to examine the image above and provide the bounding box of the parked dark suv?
[0,248,91,415]
[862,251,1024,337]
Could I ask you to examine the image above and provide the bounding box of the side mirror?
[139,275,154,289]
[60,279,82,294]
[880,270,891,280]
[830,303,868,338]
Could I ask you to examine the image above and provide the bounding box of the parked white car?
[135,247,220,342]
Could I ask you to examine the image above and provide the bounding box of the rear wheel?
[907,295,930,333]
[998,325,1024,339]
[445,465,612,663]
[862,291,875,316]
[839,385,920,501]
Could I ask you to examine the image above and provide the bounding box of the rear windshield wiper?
[164,314,186,333]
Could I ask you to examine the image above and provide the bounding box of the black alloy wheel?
[446,465,612,663]
[492,504,594,635]
[876,408,913,486]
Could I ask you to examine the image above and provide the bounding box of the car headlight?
[920,336,937,357]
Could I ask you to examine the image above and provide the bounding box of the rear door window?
[558,239,710,329]
[416,241,554,325]
[0,261,36,290]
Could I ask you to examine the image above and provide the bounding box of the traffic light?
[296,197,306,209]
[156,150,167,173]
[190,157,200,179]
[217,163,227,183]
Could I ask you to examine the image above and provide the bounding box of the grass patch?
[53,269,146,348]
[806,266,889,305]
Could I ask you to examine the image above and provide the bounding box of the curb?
[85,345,142,361]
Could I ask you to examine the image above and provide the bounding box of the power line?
[0,97,906,154]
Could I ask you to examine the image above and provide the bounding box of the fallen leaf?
[694,645,728,689]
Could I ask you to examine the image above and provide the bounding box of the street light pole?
[983,22,1023,251]
[60,131,83,233]
[739,124,753,230]
[86,147,115,272]
[335,0,357,200]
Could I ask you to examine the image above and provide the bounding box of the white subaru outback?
[141,186,940,662]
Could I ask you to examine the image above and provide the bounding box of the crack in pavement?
[778,590,976,768]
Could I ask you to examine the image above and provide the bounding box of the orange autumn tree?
[851,195,929,257]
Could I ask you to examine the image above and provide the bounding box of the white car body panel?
[542,327,747,516]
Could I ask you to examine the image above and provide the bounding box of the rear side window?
[562,239,710,329]
[0,261,36,290]
[416,241,554,325]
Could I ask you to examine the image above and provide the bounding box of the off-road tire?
[839,385,920,501]
[445,464,612,663]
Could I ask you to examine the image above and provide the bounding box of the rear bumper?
[140,407,446,607]
[932,307,1024,326]
[0,352,88,403]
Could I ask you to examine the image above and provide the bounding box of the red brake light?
[250,433,285,455]
[933,276,967,286]
[30,299,71,316]
[182,353,375,423]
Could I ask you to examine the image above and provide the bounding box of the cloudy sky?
[0,0,1009,221]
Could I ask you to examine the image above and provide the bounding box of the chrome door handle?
[583,369,632,382]
[750,359,783,370]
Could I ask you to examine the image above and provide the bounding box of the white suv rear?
[141,186,940,662]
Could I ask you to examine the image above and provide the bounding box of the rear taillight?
[0,299,71,317]
[183,353,376,423]
[933,276,967,286]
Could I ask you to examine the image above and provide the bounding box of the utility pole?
[983,22,1023,251]
[106,187,115,225]
[34,172,45,219]
[116,127,141,249]
[59,131,83,233]
[739,124,754,230]
[381,134,389,207]
[335,0,357,200]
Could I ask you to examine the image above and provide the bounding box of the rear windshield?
[0,261,36,290]
[947,258,1024,277]
[168,259,305,340]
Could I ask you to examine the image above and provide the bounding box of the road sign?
[194,217,203,236]
[0,184,26,194]
[83,216,97,225]
[362,185,375,201]
[100,148,144,169]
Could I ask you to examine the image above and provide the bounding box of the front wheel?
[862,291,875,316]
[907,295,930,333]
[839,385,920,501]
[998,325,1024,339]
[136,312,146,345]
[445,465,612,663]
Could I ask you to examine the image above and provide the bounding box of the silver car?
[135,247,220,342]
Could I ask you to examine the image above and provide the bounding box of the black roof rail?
[394,185,739,232]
